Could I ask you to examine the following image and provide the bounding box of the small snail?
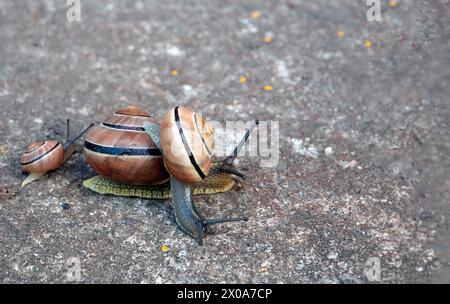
[20,120,93,187]
[82,106,258,245]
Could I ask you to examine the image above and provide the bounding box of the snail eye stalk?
[223,120,259,165]
[62,123,94,150]
[66,119,70,142]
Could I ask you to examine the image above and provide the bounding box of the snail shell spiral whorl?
[160,106,214,184]
[83,106,169,185]
[20,140,64,173]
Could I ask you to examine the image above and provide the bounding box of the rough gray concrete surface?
[0,0,449,283]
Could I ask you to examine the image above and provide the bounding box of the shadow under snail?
[20,120,93,187]
[82,105,258,245]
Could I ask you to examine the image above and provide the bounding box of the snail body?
[82,162,237,199]
[83,106,169,185]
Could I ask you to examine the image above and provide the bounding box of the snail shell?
[83,105,169,185]
[20,140,64,173]
[160,106,214,184]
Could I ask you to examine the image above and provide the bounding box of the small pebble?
[182,84,193,92]
[261,260,270,268]
[327,251,338,260]
[0,145,7,156]
[239,76,248,84]
[389,0,398,8]
[263,36,273,44]
[339,160,358,169]
[166,46,184,57]
[324,147,333,156]
[250,10,261,20]
[364,40,373,48]
[263,32,273,43]
[263,85,273,92]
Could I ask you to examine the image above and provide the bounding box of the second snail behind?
[83,105,258,245]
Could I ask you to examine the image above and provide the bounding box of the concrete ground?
[0,0,449,283]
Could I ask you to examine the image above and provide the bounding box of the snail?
[156,106,259,245]
[82,105,258,245]
[20,119,93,187]
[83,105,169,185]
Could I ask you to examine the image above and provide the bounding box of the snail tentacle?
[62,122,94,150]
[207,120,259,180]
[222,120,259,165]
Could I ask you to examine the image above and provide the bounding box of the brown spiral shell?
[20,140,64,173]
[83,105,169,185]
[160,106,214,184]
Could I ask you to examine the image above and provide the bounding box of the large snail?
[20,120,93,187]
[82,105,258,245]
[83,105,169,185]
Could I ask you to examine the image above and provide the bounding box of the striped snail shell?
[160,106,214,184]
[83,105,169,185]
[20,140,64,173]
